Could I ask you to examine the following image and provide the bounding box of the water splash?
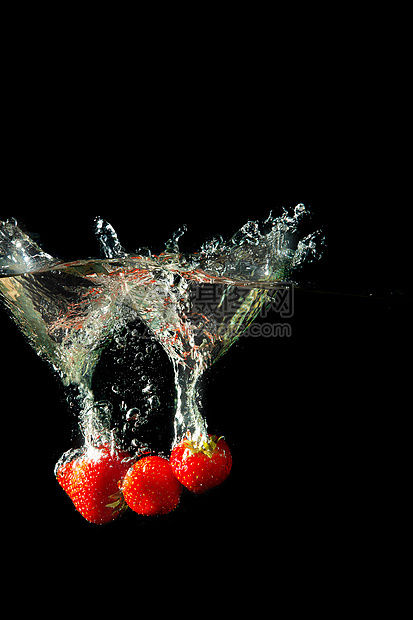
[0,207,323,450]
[94,217,128,259]
[0,218,58,275]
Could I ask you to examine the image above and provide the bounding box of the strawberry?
[170,434,232,494]
[55,443,133,524]
[121,455,182,516]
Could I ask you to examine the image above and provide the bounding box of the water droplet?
[125,407,140,421]
[148,395,160,409]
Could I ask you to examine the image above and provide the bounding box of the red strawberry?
[55,444,133,524]
[121,455,182,516]
[170,434,232,494]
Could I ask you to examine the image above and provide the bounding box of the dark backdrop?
[1,171,409,586]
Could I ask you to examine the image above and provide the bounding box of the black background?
[0,8,409,606]
[1,161,409,589]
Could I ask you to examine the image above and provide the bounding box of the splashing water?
[0,207,322,454]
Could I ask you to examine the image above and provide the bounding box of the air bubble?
[125,407,140,421]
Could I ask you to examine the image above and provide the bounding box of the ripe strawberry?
[55,443,133,524]
[121,455,182,516]
[170,434,232,494]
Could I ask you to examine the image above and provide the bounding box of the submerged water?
[0,208,322,450]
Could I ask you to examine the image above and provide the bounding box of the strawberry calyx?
[105,489,128,514]
[180,434,224,459]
